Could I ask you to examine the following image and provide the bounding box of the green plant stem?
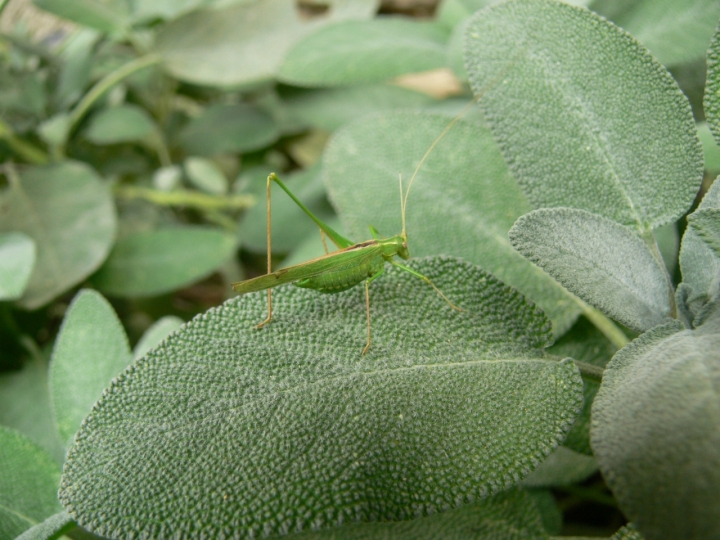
[67,54,161,138]
[0,119,49,164]
[579,301,629,349]
[114,184,255,211]
[573,360,604,383]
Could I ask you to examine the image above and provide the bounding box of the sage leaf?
[706,21,720,146]
[92,226,237,297]
[278,18,449,86]
[184,157,228,195]
[509,208,672,332]
[154,0,377,87]
[591,319,720,539]
[465,0,703,230]
[0,232,35,300]
[688,208,720,256]
[133,316,184,360]
[84,105,156,145]
[50,290,132,446]
[591,0,720,66]
[14,511,74,540]
[322,111,581,336]
[59,258,583,539]
[521,446,597,488]
[0,161,116,310]
[33,0,128,34]
[0,426,62,539]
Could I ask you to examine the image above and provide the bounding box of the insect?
[232,69,514,354]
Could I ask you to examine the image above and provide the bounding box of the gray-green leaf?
[521,446,597,488]
[33,0,128,34]
[278,18,449,87]
[84,105,156,145]
[591,320,720,539]
[0,427,62,539]
[465,0,703,230]
[688,208,720,256]
[50,289,132,446]
[509,208,672,332]
[184,157,228,195]
[322,111,581,336]
[59,258,583,538]
[155,0,378,87]
[92,226,237,297]
[0,232,35,300]
[0,161,117,310]
[706,21,720,146]
[179,104,279,156]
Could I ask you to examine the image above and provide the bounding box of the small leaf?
[679,179,720,317]
[521,446,597,488]
[155,0,378,87]
[281,84,436,131]
[84,105,156,145]
[184,157,228,195]
[509,208,672,332]
[92,226,237,297]
[592,0,720,66]
[14,511,74,540]
[465,0,703,230]
[33,0,128,33]
[133,316,184,360]
[0,426,62,539]
[322,111,581,336]
[591,320,720,539]
[0,161,117,309]
[179,104,279,156]
[60,258,583,538]
[0,232,35,300]
[706,20,720,146]
[50,289,132,446]
[688,208,720,256]
[278,18,449,86]
[283,489,549,539]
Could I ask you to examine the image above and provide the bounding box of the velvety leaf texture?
[465,0,703,230]
[591,320,720,539]
[322,111,581,336]
[0,161,116,309]
[0,231,35,301]
[278,18,449,86]
[688,208,720,256]
[509,208,672,332]
[707,20,720,146]
[60,258,583,539]
[50,289,133,445]
[0,427,63,539]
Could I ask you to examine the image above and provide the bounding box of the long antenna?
[401,59,522,221]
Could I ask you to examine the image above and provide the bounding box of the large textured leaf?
[286,489,549,539]
[0,161,116,309]
[154,0,378,87]
[591,319,720,539]
[278,18,449,86]
[509,208,672,332]
[92,227,237,297]
[0,355,66,464]
[679,179,720,319]
[0,232,35,300]
[50,290,133,446]
[465,0,703,231]
[179,104,279,156]
[59,258,583,538]
[323,111,581,336]
[0,427,62,539]
[591,0,720,66]
[706,21,720,146]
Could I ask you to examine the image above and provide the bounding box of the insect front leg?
[361,266,385,356]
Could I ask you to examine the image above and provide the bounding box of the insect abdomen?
[294,257,384,293]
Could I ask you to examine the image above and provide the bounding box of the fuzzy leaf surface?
[0,161,116,309]
[50,290,132,446]
[591,319,720,539]
[92,227,236,297]
[278,18,448,86]
[707,21,720,146]
[323,111,581,336]
[154,0,377,87]
[465,0,703,230]
[0,232,35,300]
[509,208,672,332]
[60,258,583,539]
[591,0,720,66]
[0,427,62,540]
[688,208,720,256]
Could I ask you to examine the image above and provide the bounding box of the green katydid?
[232,70,513,354]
